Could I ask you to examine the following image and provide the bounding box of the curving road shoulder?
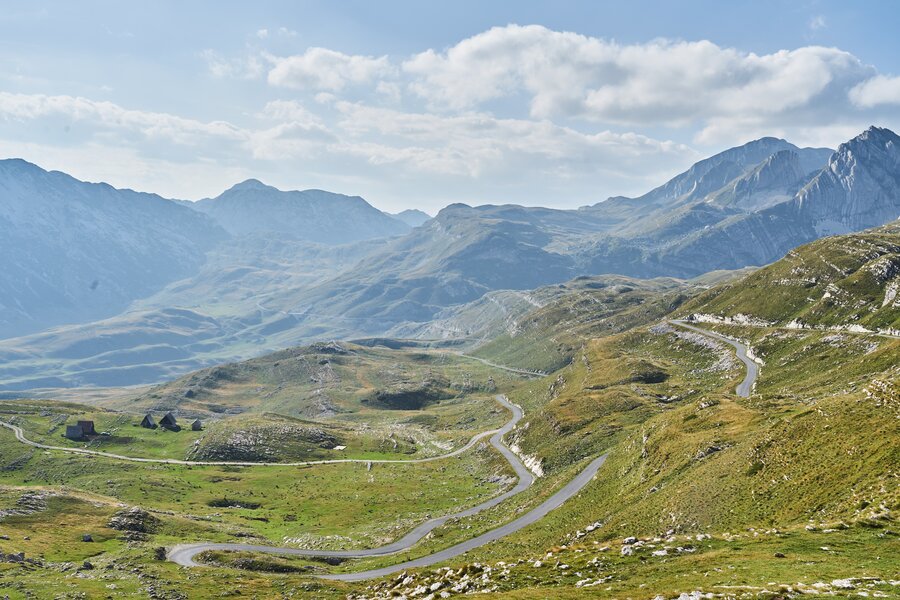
[670,320,759,398]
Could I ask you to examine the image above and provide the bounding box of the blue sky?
[1,1,899,212]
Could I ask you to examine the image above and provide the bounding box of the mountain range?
[0,159,226,339]
[189,179,412,243]
[1,125,898,389]
[254,127,898,337]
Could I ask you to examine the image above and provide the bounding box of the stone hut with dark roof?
[65,424,84,440]
[77,420,96,436]
[191,419,202,431]
[159,412,178,429]
[140,414,157,429]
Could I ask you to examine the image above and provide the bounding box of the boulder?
[107,507,159,533]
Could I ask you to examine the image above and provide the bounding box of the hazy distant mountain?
[253,127,894,339]
[0,202,609,388]
[390,209,432,227]
[0,159,226,339]
[188,179,410,244]
[2,127,898,389]
[0,236,394,390]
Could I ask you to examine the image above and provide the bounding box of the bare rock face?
[795,126,900,236]
[711,150,809,212]
[659,127,900,276]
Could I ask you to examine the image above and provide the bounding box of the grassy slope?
[35,343,517,462]
[679,222,900,330]
[2,397,506,463]
[0,425,515,555]
[472,275,694,373]
[337,227,900,595]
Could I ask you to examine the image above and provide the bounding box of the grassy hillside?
[1,341,521,463]
[471,275,694,373]
[679,222,900,331]
[1,227,898,598]
[333,229,899,595]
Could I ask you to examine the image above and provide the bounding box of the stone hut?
[77,420,96,436]
[65,424,84,440]
[159,412,178,429]
[140,414,157,429]
[191,419,202,431]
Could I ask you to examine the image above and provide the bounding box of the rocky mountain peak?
[753,150,803,184]
[830,125,900,166]
[796,126,900,235]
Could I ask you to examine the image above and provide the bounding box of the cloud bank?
[2,25,899,210]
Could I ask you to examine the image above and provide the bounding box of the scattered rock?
[694,444,724,460]
[108,507,160,533]
[1,552,24,563]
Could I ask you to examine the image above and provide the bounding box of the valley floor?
[0,282,897,598]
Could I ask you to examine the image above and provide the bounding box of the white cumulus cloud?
[0,91,244,144]
[332,101,695,180]
[849,75,900,107]
[402,24,872,130]
[267,48,394,91]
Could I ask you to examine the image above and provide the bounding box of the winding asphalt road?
[4,321,755,581]
[322,453,608,582]
[165,393,543,574]
[670,320,759,398]
[167,389,607,581]
[168,321,755,580]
